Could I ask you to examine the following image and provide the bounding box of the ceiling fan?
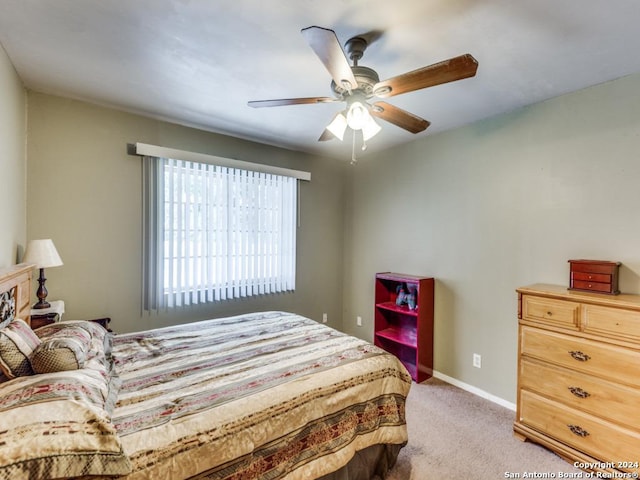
[248,26,479,153]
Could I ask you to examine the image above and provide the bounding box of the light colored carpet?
[386,377,584,479]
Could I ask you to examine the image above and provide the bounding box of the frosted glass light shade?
[326,112,348,141]
[346,101,368,130]
[326,102,382,144]
[361,114,382,141]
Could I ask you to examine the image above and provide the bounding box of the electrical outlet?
[322,313,328,323]
[356,316,362,327]
[473,353,482,368]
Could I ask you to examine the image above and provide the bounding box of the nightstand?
[30,300,65,329]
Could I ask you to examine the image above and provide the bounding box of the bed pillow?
[0,318,40,379]
[30,325,92,373]
[35,320,121,415]
[0,367,132,478]
[36,320,111,357]
[1,320,130,478]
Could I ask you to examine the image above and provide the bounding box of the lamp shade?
[346,102,369,130]
[22,239,63,268]
[326,112,348,141]
[361,114,382,141]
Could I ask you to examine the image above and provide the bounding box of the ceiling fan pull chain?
[351,129,358,165]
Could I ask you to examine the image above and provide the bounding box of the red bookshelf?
[374,272,434,382]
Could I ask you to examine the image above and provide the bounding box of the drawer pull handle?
[569,350,591,362]
[568,386,591,398]
[567,424,590,437]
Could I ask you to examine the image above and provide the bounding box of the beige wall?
[343,73,640,403]
[26,93,348,333]
[0,43,26,267]
[21,67,640,406]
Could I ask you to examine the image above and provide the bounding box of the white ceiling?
[1,0,640,160]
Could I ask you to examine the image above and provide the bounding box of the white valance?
[134,142,311,181]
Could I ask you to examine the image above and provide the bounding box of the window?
[142,154,302,311]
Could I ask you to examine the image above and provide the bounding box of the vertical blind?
[143,156,298,311]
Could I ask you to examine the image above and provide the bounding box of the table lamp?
[22,239,64,309]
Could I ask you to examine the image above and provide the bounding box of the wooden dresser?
[515,284,640,476]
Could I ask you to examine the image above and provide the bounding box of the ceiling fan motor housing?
[331,65,380,97]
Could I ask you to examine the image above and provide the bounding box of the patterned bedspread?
[109,312,412,479]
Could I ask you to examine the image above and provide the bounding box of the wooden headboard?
[0,263,33,325]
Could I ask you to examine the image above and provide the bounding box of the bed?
[0,264,411,480]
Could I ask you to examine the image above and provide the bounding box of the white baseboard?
[432,370,517,411]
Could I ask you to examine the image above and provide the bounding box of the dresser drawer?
[583,304,640,342]
[521,295,580,330]
[519,358,640,428]
[519,390,640,473]
[520,326,640,388]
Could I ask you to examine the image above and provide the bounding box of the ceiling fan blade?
[301,26,358,90]
[248,97,338,108]
[373,54,478,98]
[370,101,430,134]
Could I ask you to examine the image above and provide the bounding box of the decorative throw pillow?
[30,325,92,373]
[34,320,121,414]
[0,318,41,378]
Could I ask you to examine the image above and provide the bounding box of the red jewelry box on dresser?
[568,259,620,295]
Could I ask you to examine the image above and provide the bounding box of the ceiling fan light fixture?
[346,101,369,130]
[326,100,382,143]
[326,112,348,140]
[361,114,382,141]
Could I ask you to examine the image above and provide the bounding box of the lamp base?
[34,267,50,309]
[32,299,51,310]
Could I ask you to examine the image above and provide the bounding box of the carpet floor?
[386,377,584,479]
